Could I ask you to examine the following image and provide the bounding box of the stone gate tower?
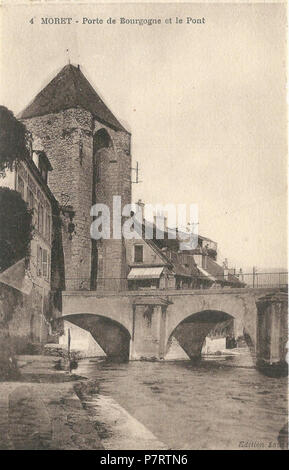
[19,64,131,291]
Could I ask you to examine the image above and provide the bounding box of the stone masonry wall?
[22,109,94,289]
[22,108,131,292]
[92,120,131,290]
[0,283,50,354]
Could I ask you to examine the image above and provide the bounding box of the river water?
[76,353,288,450]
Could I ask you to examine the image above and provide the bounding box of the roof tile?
[18,64,126,132]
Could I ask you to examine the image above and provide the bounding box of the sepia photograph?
[0,0,288,454]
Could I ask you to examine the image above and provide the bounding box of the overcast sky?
[0,2,287,270]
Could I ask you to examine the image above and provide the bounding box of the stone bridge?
[61,287,288,373]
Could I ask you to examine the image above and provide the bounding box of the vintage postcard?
[0,0,287,455]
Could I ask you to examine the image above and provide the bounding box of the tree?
[0,187,33,272]
[0,106,30,175]
[0,186,32,379]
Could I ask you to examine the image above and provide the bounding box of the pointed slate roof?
[19,64,127,132]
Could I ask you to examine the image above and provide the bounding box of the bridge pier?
[130,297,170,361]
[256,291,288,377]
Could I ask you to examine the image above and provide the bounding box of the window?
[38,157,48,183]
[46,214,51,242]
[41,167,47,183]
[38,204,44,234]
[37,245,42,276]
[43,209,46,237]
[93,129,112,185]
[36,246,50,280]
[17,176,25,200]
[42,249,48,278]
[27,188,34,210]
[134,244,144,263]
[95,159,101,182]
[47,253,50,280]
[34,204,38,230]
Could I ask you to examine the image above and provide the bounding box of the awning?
[128,267,164,280]
[196,265,216,282]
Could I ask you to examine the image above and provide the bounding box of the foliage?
[0,335,20,381]
[0,187,33,272]
[0,106,30,175]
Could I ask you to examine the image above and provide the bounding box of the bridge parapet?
[64,272,287,292]
[62,286,284,299]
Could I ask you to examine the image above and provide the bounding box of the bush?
[0,335,20,381]
[0,106,30,175]
[0,187,33,272]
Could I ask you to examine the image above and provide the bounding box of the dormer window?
[32,150,53,182]
[39,163,48,183]
[26,132,33,159]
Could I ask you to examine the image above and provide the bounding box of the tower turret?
[19,64,131,291]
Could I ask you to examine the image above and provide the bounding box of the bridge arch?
[167,310,232,359]
[165,292,258,360]
[166,309,254,361]
[62,293,133,334]
[62,313,131,361]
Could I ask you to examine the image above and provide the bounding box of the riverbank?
[1,353,287,450]
[0,354,169,450]
[0,355,103,450]
[75,356,288,450]
[74,377,169,450]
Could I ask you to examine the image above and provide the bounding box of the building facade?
[0,135,59,349]
[124,211,243,291]
[0,142,53,289]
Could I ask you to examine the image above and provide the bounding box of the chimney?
[134,199,145,225]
